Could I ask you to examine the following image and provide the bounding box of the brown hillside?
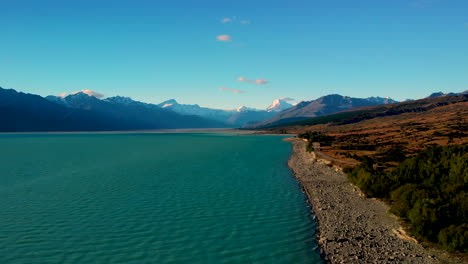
[268,95,468,167]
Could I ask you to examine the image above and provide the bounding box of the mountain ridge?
[249,94,398,128]
[1,87,225,132]
[3,86,460,132]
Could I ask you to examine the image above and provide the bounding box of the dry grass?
[275,100,468,166]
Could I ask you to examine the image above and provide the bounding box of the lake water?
[0,133,322,263]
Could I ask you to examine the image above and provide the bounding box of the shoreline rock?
[285,138,440,264]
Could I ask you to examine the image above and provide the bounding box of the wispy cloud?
[220,17,251,25]
[218,87,245,93]
[221,18,232,23]
[237,77,254,83]
[238,77,269,85]
[217,34,232,41]
[279,97,294,101]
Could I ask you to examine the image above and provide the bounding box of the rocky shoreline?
[285,138,441,264]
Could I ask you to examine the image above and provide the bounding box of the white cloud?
[255,79,268,85]
[240,20,251,25]
[217,35,232,41]
[279,97,294,101]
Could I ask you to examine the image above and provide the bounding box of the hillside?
[266,94,468,255]
[249,94,397,128]
[264,94,468,163]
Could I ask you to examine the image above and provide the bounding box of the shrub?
[346,145,468,252]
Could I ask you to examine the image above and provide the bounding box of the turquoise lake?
[0,133,322,263]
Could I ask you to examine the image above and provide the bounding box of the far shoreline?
[0,128,297,136]
[0,128,251,134]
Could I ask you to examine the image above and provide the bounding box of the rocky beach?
[286,137,443,264]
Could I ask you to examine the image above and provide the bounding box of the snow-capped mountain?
[236,106,257,112]
[105,96,138,105]
[250,94,400,128]
[155,98,294,126]
[366,96,398,105]
[266,98,294,112]
[158,99,179,108]
[158,99,235,123]
[43,91,225,129]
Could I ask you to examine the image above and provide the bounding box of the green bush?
[346,145,468,252]
[438,224,468,252]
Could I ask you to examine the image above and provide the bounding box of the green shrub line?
[344,145,468,252]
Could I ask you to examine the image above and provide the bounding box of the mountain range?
[248,94,398,128]
[0,86,423,132]
[0,88,224,132]
[156,97,294,126]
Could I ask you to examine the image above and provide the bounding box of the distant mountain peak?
[158,99,179,108]
[366,96,397,104]
[66,91,92,99]
[249,94,402,128]
[236,105,256,112]
[105,96,136,105]
[266,97,293,112]
[45,95,69,106]
[61,90,105,99]
[428,92,445,98]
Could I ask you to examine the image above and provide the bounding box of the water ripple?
[0,133,322,263]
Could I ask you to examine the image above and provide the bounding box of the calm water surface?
[0,133,322,263]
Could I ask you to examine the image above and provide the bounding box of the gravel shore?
[286,138,441,264]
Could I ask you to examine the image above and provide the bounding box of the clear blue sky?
[1,0,467,109]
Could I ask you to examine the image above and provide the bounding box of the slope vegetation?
[268,94,468,254]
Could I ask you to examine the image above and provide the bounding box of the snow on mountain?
[158,99,179,108]
[46,93,301,127]
[236,106,257,112]
[154,97,295,126]
[158,99,235,123]
[250,94,400,128]
[55,90,105,99]
[366,96,398,104]
[105,96,137,105]
[266,98,294,112]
